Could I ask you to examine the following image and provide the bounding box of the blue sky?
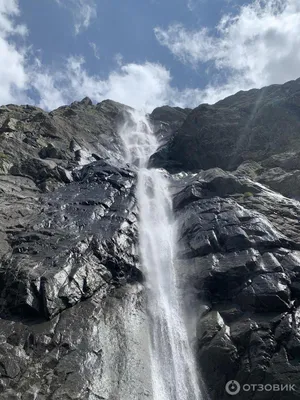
[20,0,237,90]
[1,0,300,111]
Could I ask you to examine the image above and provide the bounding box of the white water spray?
[119,110,202,400]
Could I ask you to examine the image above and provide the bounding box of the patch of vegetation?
[243,191,254,198]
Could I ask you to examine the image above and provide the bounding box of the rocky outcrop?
[0,100,153,399]
[174,169,300,399]
[0,98,133,185]
[149,105,191,145]
[150,78,300,172]
[0,160,140,320]
[0,285,151,400]
[148,82,300,399]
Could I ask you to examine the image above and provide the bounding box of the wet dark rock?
[175,168,300,399]
[258,168,300,199]
[1,160,140,320]
[236,273,291,312]
[0,119,151,398]
[197,312,239,399]
[0,99,154,398]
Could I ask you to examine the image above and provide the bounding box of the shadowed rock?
[150,78,300,172]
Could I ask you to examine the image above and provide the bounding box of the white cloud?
[30,57,175,112]
[4,0,300,113]
[114,53,123,67]
[187,0,195,11]
[29,60,66,111]
[155,24,215,67]
[0,0,200,114]
[55,0,97,34]
[89,41,100,59]
[155,0,300,103]
[0,0,27,36]
[0,0,176,111]
[0,0,29,105]
[0,0,221,111]
[187,0,206,11]
[29,56,212,111]
[101,62,172,111]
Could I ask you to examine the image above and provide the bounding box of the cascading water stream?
[119,110,202,400]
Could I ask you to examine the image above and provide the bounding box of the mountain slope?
[150,78,300,172]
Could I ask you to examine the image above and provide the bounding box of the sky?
[1,0,300,112]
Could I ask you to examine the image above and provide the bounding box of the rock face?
[151,80,300,399]
[173,170,300,399]
[150,78,300,172]
[2,81,300,400]
[149,105,191,145]
[1,160,140,320]
[0,98,133,183]
[0,100,153,399]
[0,286,151,400]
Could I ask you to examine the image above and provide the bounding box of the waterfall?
[119,110,202,400]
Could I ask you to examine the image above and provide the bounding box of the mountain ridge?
[150,76,300,174]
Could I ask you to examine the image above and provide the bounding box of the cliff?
[1,79,300,399]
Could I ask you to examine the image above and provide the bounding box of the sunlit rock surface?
[0,285,152,400]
